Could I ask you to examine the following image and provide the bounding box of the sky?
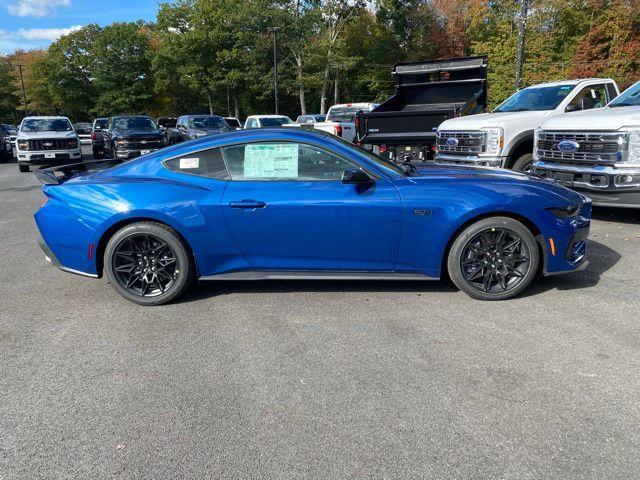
[0,0,162,53]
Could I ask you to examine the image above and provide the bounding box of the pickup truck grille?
[537,131,627,165]
[123,137,164,149]
[28,138,77,150]
[436,131,485,155]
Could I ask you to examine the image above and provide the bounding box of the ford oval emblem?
[557,140,580,152]
[445,137,459,147]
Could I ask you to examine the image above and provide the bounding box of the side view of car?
[91,118,108,159]
[15,116,82,173]
[34,129,590,306]
[175,115,231,141]
[103,115,165,160]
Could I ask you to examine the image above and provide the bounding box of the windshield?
[94,119,108,129]
[74,123,92,133]
[21,118,72,132]
[158,118,177,128]
[608,82,640,108]
[494,85,574,112]
[188,116,227,129]
[327,106,364,123]
[113,117,157,131]
[260,117,292,127]
[327,133,406,177]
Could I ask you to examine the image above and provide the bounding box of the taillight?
[90,132,95,140]
[333,125,342,137]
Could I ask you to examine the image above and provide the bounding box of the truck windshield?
[93,119,108,129]
[327,107,362,123]
[114,117,157,131]
[260,117,292,127]
[608,82,640,108]
[21,119,72,132]
[189,117,227,129]
[494,85,574,112]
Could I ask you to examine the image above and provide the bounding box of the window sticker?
[559,86,572,90]
[243,144,298,178]
[180,157,200,169]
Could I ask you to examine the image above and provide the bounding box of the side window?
[607,83,618,103]
[567,84,607,111]
[164,148,229,179]
[246,118,255,128]
[221,142,361,181]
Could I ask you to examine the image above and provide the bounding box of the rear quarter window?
[164,148,229,179]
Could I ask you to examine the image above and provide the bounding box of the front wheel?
[104,222,194,305]
[18,162,29,173]
[448,217,539,300]
[512,153,534,173]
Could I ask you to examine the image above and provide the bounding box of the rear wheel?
[512,153,534,173]
[104,222,194,306]
[447,217,539,300]
[18,162,29,173]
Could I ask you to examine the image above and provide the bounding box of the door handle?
[229,200,266,209]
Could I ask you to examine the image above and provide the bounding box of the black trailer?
[356,56,488,162]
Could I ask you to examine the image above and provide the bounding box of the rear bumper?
[38,237,97,278]
[533,161,640,208]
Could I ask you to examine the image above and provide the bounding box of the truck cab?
[532,80,640,208]
[314,103,378,143]
[436,78,619,171]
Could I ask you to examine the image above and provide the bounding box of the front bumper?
[17,149,82,165]
[114,147,161,159]
[533,161,640,208]
[436,153,505,168]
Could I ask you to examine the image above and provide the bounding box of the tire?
[18,162,29,173]
[447,216,539,301]
[512,153,534,172]
[104,222,194,306]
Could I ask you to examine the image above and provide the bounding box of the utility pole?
[515,0,528,90]
[227,83,231,117]
[268,27,279,114]
[16,64,29,117]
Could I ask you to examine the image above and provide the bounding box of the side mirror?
[342,169,372,184]
[565,103,579,112]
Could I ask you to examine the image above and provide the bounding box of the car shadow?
[177,239,619,304]
[591,206,640,225]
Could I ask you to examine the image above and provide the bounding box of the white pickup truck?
[313,103,378,143]
[435,78,620,171]
[532,80,640,208]
[16,116,82,173]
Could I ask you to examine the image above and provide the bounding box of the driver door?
[220,141,402,271]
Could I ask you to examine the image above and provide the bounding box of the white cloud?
[8,0,71,18]
[16,25,82,41]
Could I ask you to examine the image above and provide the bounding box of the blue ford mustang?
[34,128,590,305]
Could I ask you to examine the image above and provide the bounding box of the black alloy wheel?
[105,222,193,305]
[112,233,178,297]
[448,217,539,300]
[460,228,530,294]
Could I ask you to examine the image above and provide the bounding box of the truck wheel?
[512,153,534,172]
[18,162,29,173]
[447,216,539,301]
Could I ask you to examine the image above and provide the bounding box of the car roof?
[524,78,615,88]
[23,116,70,120]
[248,114,290,118]
[112,115,152,119]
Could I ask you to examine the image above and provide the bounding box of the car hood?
[410,164,584,204]
[540,106,640,130]
[17,131,78,140]
[438,110,552,130]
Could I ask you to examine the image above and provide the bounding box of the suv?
[532,80,640,208]
[15,116,82,173]
[103,116,165,160]
[436,79,619,171]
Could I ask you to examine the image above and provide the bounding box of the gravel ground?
[1,149,640,479]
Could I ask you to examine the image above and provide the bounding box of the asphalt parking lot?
[1,146,640,479]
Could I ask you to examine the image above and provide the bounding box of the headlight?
[17,140,29,150]
[625,128,640,164]
[547,205,581,218]
[115,139,126,147]
[481,127,503,156]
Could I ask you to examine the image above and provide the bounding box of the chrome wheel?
[460,227,531,294]
[111,233,179,297]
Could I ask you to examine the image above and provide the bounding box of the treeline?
[0,0,639,124]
